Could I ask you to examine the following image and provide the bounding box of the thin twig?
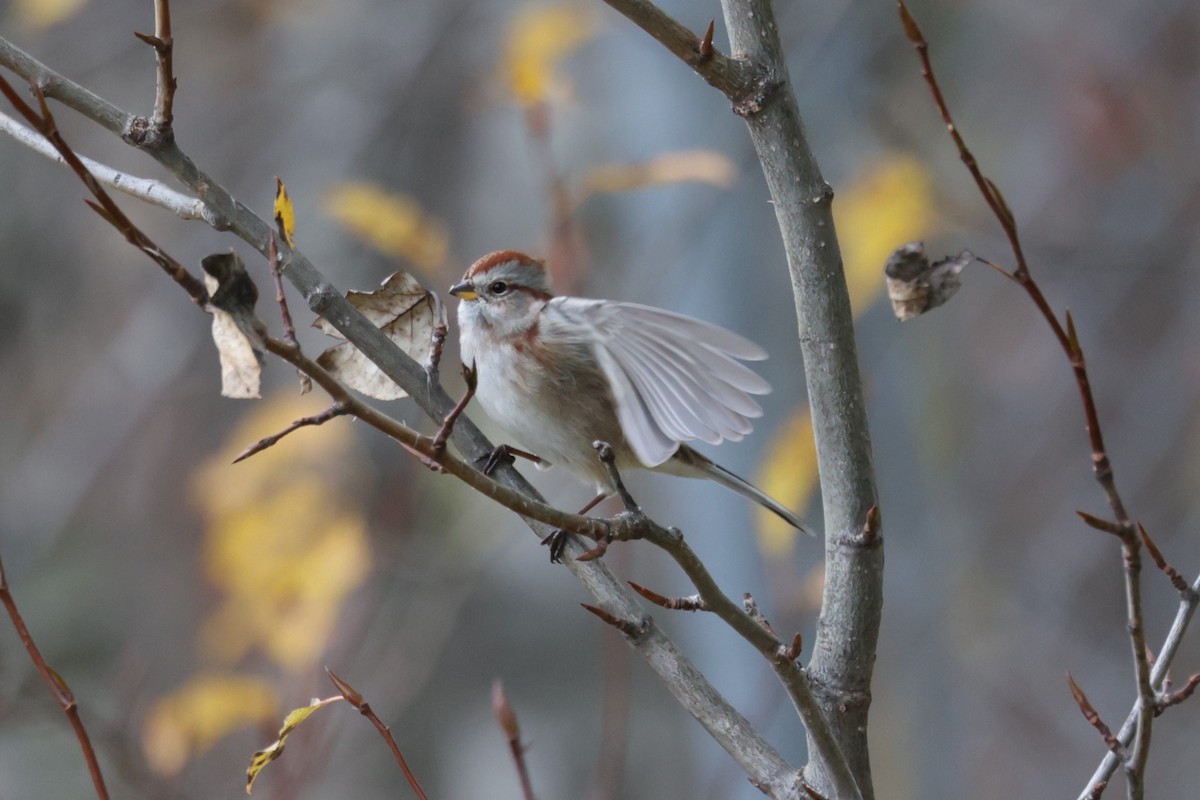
[0,75,208,307]
[493,681,537,800]
[326,669,428,800]
[1067,672,1129,761]
[0,110,213,222]
[268,231,298,346]
[598,0,757,99]
[133,0,175,132]
[432,362,477,454]
[232,404,349,464]
[0,554,111,800]
[898,5,1161,795]
[1137,524,1190,595]
[628,581,706,612]
[1156,673,1200,715]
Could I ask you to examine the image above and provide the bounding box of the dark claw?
[478,445,516,476]
[541,529,571,563]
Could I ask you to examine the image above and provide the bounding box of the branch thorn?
[580,603,647,638]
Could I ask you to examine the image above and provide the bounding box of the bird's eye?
[489,281,509,295]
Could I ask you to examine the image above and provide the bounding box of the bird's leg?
[545,442,643,562]
[432,362,477,455]
[477,444,545,476]
[593,441,642,515]
[542,492,609,563]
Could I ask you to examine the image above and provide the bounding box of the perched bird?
[450,250,813,557]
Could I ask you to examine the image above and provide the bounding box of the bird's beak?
[449,280,478,300]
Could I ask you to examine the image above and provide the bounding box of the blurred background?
[1,0,1198,798]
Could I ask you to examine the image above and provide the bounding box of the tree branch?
[0,554,110,800]
[0,35,809,797]
[598,3,884,796]
[0,110,214,222]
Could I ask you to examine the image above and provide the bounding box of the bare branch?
[1080,573,1200,798]
[1137,524,1190,595]
[1067,673,1129,762]
[598,1,758,104]
[1156,673,1200,715]
[898,5,1161,794]
[0,111,214,222]
[133,0,176,132]
[232,403,348,464]
[0,29,822,798]
[0,74,209,307]
[326,669,428,800]
[0,554,111,800]
[628,581,706,612]
[492,681,537,800]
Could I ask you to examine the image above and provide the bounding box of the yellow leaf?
[142,674,278,776]
[246,696,341,793]
[324,183,448,272]
[274,177,296,248]
[583,150,738,195]
[755,407,819,558]
[13,0,87,29]
[190,393,371,671]
[503,3,598,105]
[834,153,935,315]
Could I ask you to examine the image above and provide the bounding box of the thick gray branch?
[598,1,884,797]
[0,34,806,798]
[719,4,882,797]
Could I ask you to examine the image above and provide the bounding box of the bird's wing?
[547,297,771,467]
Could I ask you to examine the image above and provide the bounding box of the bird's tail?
[666,445,817,536]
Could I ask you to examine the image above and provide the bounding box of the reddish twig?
[233,403,349,464]
[580,604,648,639]
[431,362,477,454]
[268,231,298,346]
[1155,673,1200,716]
[326,669,428,800]
[493,681,537,800]
[132,0,175,133]
[0,74,207,307]
[1137,524,1190,595]
[1076,511,1124,537]
[628,581,706,612]
[0,554,111,800]
[898,4,1157,791]
[1067,673,1128,761]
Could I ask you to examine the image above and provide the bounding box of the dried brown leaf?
[313,271,435,400]
[885,242,972,321]
[201,252,263,399]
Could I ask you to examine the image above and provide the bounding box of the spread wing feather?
[549,298,773,467]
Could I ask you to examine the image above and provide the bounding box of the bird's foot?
[476,443,544,476]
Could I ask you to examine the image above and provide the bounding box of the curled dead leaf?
[246,696,340,793]
[313,271,435,400]
[885,243,973,321]
[202,252,264,399]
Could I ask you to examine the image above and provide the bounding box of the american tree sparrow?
[451,250,814,558]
